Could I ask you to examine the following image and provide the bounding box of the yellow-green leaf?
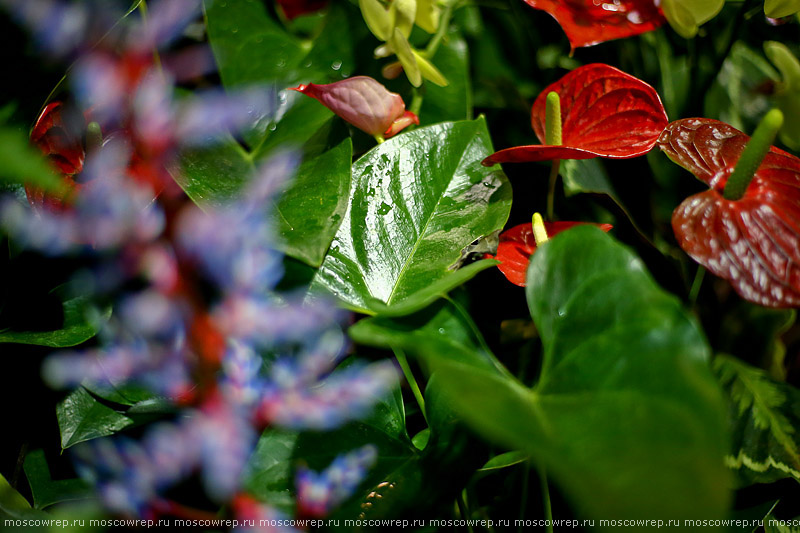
[413,50,449,87]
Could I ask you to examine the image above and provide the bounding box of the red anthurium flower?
[482,64,668,166]
[276,0,328,20]
[27,102,87,210]
[30,102,85,176]
[658,118,800,308]
[488,221,613,286]
[524,0,665,50]
[290,76,419,139]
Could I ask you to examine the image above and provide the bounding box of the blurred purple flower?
[295,445,378,518]
[261,360,398,430]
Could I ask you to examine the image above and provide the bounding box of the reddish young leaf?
[523,0,665,50]
[290,76,418,138]
[276,0,328,20]
[489,221,613,286]
[27,102,86,210]
[658,118,800,307]
[482,64,668,166]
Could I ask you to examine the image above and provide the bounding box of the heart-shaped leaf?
[489,221,612,286]
[352,232,731,522]
[522,0,665,50]
[483,64,668,165]
[658,118,800,308]
[178,116,352,268]
[0,296,105,348]
[309,117,512,315]
[23,450,90,509]
[713,354,800,486]
[57,387,133,449]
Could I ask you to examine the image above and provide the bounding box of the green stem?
[393,348,427,423]
[409,86,423,116]
[518,461,530,533]
[457,492,474,533]
[424,1,455,57]
[689,265,706,305]
[723,109,784,200]
[137,0,164,74]
[540,466,554,533]
[546,160,560,220]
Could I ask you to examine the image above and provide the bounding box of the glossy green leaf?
[23,450,90,509]
[205,0,357,145]
[359,228,731,523]
[205,0,305,88]
[418,31,471,125]
[714,354,800,486]
[522,226,729,520]
[57,388,133,449]
[0,296,105,348]
[478,451,528,472]
[178,116,352,267]
[199,1,355,266]
[309,117,511,315]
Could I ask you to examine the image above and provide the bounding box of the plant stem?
[137,0,164,74]
[457,492,474,533]
[723,109,783,200]
[546,160,560,220]
[540,466,554,533]
[393,347,427,423]
[689,265,706,305]
[518,461,530,533]
[425,1,455,57]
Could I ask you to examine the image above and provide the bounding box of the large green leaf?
[714,354,800,486]
[357,227,731,524]
[177,117,352,267]
[196,1,357,266]
[0,296,105,348]
[309,117,512,315]
[56,388,133,449]
[23,450,90,509]
[524,226,729,521]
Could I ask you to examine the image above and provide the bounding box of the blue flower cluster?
[0,0,397,522]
